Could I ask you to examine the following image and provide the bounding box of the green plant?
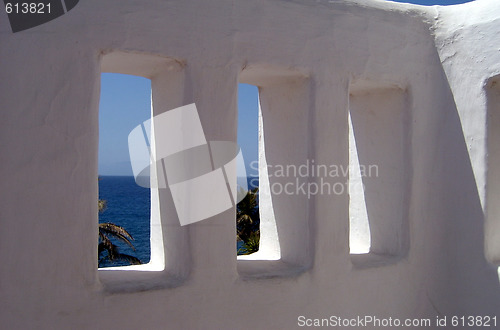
[238,231,260,255]
[236,188,260,255]
[98,198,141,267]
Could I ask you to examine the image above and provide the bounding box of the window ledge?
[98,266,185,294]
[350,253,404,269]
[237,259,307,280]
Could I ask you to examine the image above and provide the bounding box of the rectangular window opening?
[236,83,281,261]
[98,72,161,271]
[237,67,311,278]
[348,83,409,266]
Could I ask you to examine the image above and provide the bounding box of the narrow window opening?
[237,67,310,277]
[236,84,260,256]
[237,83,281,260]
[349,83,409,265]
[98,73,152,269]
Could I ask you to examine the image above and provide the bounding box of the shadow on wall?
[424,64,500,314]
[349,85,410,260]
[486,76,500,265]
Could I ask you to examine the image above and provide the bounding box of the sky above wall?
[98,0,474,176]
[389,0,473,4]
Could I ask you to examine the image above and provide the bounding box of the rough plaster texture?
[1,0,500,328]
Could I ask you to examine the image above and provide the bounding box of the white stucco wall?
[1,0,500,328]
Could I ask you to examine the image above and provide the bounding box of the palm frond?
[99,222,136,250]
[237,214,253,226]
[98,230,142,266]
[236,188,260,249]
[114,253,142,265]
[98,178,141,267]
[238,232,260,255]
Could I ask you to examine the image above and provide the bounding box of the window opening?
[98,73,152,268]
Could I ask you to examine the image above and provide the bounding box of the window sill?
[98,263,185,294]
[350,253,404,269]
[237,259,307,280]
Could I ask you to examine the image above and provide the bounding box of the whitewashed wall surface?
[1,0,500,328]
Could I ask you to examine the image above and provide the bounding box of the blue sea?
[98,176,151,267]
[98,176,258,267]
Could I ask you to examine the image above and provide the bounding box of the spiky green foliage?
[98,197,141,267]
[236,188,260,255]
[238,231,260,255]
[98,222,141,266]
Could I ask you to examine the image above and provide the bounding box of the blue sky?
[390,0,472,4]
[99,0,473,176]
[99,73,152,175]
[99,74,259,176]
